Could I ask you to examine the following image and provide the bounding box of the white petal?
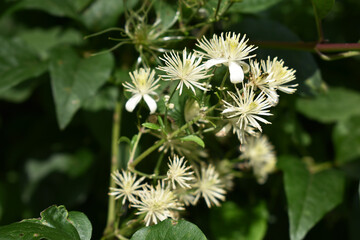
[125,94,142,112]
[143,94,157,114]
[204,59,227,69]
[239,61,250,73]
[229,61,244,84]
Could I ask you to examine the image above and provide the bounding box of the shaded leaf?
[278,156,345,240]
[296,87,360,123]
[312,0,334,19]
[0,37,47,93]
[180,135,205,148]
[210,201,268,240]
[0,205,92,240]
[49,47,114,129]
[82,86,118,111]
[18,28,82,60]
[131,219,207,240]
[23,150,93,202]
[81,0,139,30]
[8,0,78,18]
[153,0,179,32]
[333,115,360,164]
[230,0,284,13]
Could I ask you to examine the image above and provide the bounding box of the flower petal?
[143,94,157,114]
[125,94,142,113]
[204,58,227,69]
[229,61,244,84]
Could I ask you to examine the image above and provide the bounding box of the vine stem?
[104,97,123,237]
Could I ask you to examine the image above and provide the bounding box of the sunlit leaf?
[0,205,92,240]
[278,156,345,240]
[142,122,161,130]
[180,135,205,148]
[49,47,114,129]
[131,219,207,240]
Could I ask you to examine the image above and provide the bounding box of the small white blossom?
[249,57,297,105]
[109,170,145,204]
[262,56,297,95]
[157,48,212,95]
[123,68,160,114]
[132,181,184,226]
[221,85,272,134]
[196,32,257,83]
[173,187,196,206]
[216,119,259,144]
[193,164,226,208]
[165,155,195,189]
[240,135,277,184]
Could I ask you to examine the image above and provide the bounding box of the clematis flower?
[123,68,160,114]
[157,48,212,95]
[196,32,257,84]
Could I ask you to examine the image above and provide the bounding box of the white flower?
[108,170,145,204]
[221,85,272,133]
[196,32,257,83]
[157,48,212,95]
[173,187,196,206]
[193,164,226,208]
[165,155,195,189]
[249,57,297,105]
[240,135,277,184]
[132,181,184,226]
[261,56,297,95]
[123,68,160,114]
[216,119,259,144]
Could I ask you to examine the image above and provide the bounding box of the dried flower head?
[157,48,212,95]
[165,155,195,189]
[132,181,184,226]
[109,170,145,204]
[240,135,277,184]
[193,164,226,208]
[196,32,257,83]
[123,68,160,113]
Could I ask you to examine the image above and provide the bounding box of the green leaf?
[333,115,360,164]
[18,28,82,60]
[142,122,161,130]
[153,0,179,32]
[80,0,139,30]
[23,150,93,201]
[296,87,360,123]
[9,0,78,18]
[230,0,284,13]
[49,47,114,129]
[68,212,92,240]
[82,86,118,111]
[312,0,335,19]
[210,201,268,240]
[130,219,207,240]
[278,156,345,240]
[180,135,205,148]
[0,37,47,93]
[0,205,92,240]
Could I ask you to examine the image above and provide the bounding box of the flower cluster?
[118,31,297,227]
[109,155,226,226]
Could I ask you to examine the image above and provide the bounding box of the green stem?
[129,104,218,169]
[104,97,123,236]
[154,151,165,176]
[214,0,222,20]
[128,128,144,164]
[219,69,229,89]
[164,82,180,129]
[311,0,324,42]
